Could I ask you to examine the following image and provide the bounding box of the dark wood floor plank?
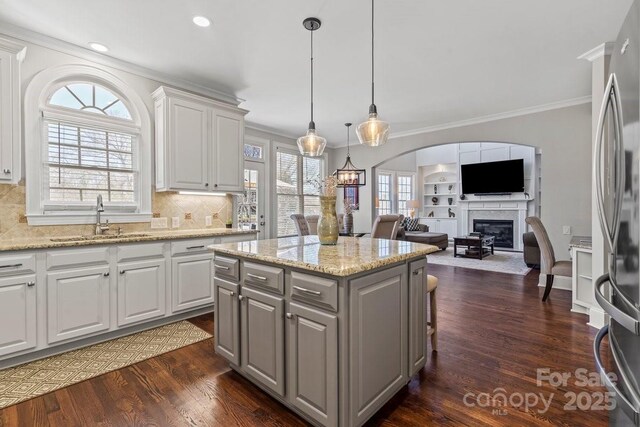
[0,263,610,426]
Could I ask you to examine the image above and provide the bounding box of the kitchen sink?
[50,233,151,242]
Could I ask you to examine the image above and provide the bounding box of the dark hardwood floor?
[0,264,610,427]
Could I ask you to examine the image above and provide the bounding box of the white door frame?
[243,136,270,239]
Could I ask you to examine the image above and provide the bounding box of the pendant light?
[297,17,327,157]
[334,123,366,187]
[356,0,390,147]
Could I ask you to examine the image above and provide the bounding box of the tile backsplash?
[0,183,233,239]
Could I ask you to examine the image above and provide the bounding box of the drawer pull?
[120,270,126,275]
[0,263,22,269]
[229,291,235,296]
[286,313,295,319]
[293,285,321,296]
[26,281,35,287]
[187,245,205,250]
[238,295,244,301]
[247,273,267,281]
[2,169,10,174]
[214,264,230,270]
[103,272,110,277]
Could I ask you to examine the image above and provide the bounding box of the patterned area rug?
[427,247,532,275]
[0,320,211,409]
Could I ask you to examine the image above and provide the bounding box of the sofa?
[523,231,540,268]
[398,224,449,250]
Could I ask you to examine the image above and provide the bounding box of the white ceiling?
[0,0,633,145]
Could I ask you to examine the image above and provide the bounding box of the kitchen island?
[210,236,439,427]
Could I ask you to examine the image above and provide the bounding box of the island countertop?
[209,235,439,277]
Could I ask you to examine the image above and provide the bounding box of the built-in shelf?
[422,217,456,220]
[424,193,456,197]
[425,204,458,208]
[424,181,457,185]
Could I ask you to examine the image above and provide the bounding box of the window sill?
[27,212,152,226]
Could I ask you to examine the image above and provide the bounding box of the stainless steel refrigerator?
[594,1,640,425]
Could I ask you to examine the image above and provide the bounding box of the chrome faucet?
[95,195,110,235]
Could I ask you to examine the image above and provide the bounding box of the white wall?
[329,103,593,254]
[378,151,417,172]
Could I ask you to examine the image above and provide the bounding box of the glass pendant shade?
[356,111,390,147]
[297,125,327,157]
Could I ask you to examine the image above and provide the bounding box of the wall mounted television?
[461,159,525,195]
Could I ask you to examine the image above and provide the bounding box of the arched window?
[24,65,152,225]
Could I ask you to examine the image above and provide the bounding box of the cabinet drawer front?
[242,262,284,294]
[0,253,36,277]
[171,239,215,256]
[214,255,239,281]
[47,247,110,270]
[0,275,37,357]
[117,243,165,262]
[289,272,338,312]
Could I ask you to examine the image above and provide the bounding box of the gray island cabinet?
[210,236,439,427]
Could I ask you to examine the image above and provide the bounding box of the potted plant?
[225,219,233,229]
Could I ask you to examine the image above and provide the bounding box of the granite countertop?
[210,236,440,277]
[569,236,592,250]
[0,228,258,252]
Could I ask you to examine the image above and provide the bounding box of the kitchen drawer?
[214,256,239,281]
[118,242,165,262]
[242,261,284,294]
[47,247,110,270]
[171,238,215,256]
[0,253,36,277]
[289,271,338,312]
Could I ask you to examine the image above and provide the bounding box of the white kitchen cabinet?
[0,38,26,184]
[421,218,457,238]
[46,266,111,344]
[167,98,209,190]
[0,275,36,356]
[153,86,247,193]
[171,253,214,312]
[117,258,166,326]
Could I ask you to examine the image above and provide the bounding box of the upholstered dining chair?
[290,214,310,236]
[525,216,572,301]
[371,214,404,240]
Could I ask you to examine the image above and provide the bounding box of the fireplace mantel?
[459,199,531,251]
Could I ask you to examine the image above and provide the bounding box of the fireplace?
[473,219,514,249]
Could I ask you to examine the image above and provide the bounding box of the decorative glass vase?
[344,212,354,235]
[318,196,339,245]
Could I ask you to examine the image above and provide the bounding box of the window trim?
[376,169,416,217]
[272,142,327,237]
[24,64,152,225]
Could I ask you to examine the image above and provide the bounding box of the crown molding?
[245,121,298,141]
[0,21,244,106]
[381,96,592,143]
[577,42,615,62]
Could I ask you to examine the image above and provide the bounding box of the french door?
[237,161,267,239]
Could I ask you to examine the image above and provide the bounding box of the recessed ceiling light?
[193,16,211,27]
[89,42,109,52]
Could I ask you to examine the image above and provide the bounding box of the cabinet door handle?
[0,263,22,269]
[214,184,218,188]
[229,291,235,297]
[214,264,230,270]
[103,272,110,277]
[293,285,321,296]
[26,281,35,287]
[2,169,10,174]
[120,270,126,275]
[246,273,267,281]
[205,183,209,187]
[412,270,420,275]
[238,295,244,301]
[286,313,295,319]
[187,245,205,250]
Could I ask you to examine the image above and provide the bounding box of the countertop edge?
[210,245,439,277]
[0,229,259,252]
